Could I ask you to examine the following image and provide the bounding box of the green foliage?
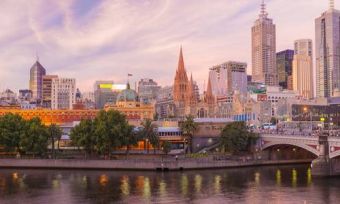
[161,141,172,155]
[180,115,198,153]
[270,117,277,125]
[120,124,138,155]
[220,122,259,154]
[70,119,96,158]
[139,119,159,154]
[20,117,49,156]
[0,113,26,152]
[70,110,137,158]
[95,110,128,157]
[48,123,63,158]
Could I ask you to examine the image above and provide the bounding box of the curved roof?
[117,83,139,102]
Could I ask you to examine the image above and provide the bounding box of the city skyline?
[0,0,332,92]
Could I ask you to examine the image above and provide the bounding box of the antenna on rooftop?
[330,0,335,9]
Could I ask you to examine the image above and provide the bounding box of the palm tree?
[180,115,198,153]
[48,124,63,159]
[139,119,159,154]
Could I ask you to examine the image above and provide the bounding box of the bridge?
[259,133,340,176]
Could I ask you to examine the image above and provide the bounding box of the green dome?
[117,85,139,102]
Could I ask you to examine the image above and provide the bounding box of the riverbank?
[0,158,312,171]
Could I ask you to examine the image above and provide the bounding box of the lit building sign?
[99,84,127,91]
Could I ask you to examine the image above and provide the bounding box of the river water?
[0,165,339,204]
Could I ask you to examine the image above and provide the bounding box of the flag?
[128,73,133,76]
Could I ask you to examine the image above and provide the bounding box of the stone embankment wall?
[0,158,311,171]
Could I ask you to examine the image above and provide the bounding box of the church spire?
[177,46,186,73]
[205,77,214,105]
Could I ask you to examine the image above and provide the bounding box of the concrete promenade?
[0,158,312,171]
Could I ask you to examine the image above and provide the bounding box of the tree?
[270,117,277,125]
[70,119,96,159]
[180,115,198,153]
[94,110,127,159]
[139,119,159,154]
[220,122,259,154]
[20,117,49,157]
[48,124,63,159]
[0,113,26,154]
[161,141,172,155]
[120,123,138,156]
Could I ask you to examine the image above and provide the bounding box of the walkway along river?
[0,158,312,171]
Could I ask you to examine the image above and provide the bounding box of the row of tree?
[0,113,62,158]
[70,110,170,158]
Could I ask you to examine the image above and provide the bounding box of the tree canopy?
[220,122,259,154]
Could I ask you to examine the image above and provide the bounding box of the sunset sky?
[0,0,332,92]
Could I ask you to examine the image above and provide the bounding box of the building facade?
[251,1,277,86]
[29,60,46,102]
[315,2,340,97]
[276,50,294,89]
[93,81,125,109]
[51,78,76,110]
[137,78,161,104]
[292,39,314,99]
[209,61,247,96]
[42,75,58,108]
[104,83,155,126]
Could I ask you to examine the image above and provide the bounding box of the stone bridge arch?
[262,140,319,157]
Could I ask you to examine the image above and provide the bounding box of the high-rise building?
[209,61,247,96]
[51,78,76,110]
[292,39,314,99]
[137,78,161,104]
[315,1,340,97]
[276,50,294,89]
[42,75,58,108]
[251,1,277,86]
[93,81,126,109]
[29,59,46,102]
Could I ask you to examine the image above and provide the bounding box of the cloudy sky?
[0,0,331,92]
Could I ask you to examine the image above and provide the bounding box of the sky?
[0,0,332,92]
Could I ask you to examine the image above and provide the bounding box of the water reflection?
[143,177,151,199]
[292,168,297,187]
[194,174,202,193]
[214,175,221,194]
[180,174,188,196]
[254,172,260,185]
[276,169,281,186]
[0,165,337,203]
[120,175,130,197]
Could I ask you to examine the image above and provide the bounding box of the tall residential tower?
[292,39,314,99]
[315,0,340,97]
[251,1,277,86]
[29,59,46,102]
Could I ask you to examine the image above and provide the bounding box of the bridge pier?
[312,132,333,177]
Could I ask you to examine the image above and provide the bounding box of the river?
[0,165,339,203]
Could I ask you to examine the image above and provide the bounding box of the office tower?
[292,39,314,99]
[315,1,340,97]
[209,61,247,96]
[29,59,46,102]
[42,75,58,108]
[93,81,124,109]
[137,78,161,104]
[276,50,294,89]
[251,1,277,86]
[51,78,76,110]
